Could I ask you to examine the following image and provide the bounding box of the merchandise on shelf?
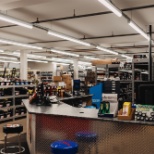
[0,81,35,123]
[135,104,154,122]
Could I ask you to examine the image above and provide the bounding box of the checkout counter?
[23,98,154,154]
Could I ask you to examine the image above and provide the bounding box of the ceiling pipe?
[29,32,154,44]
[0,4,154,29]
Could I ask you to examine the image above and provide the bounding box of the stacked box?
[62,74,72,91]
[53,76,62,82]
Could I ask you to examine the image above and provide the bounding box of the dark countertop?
[23,99,154,126]
[57,94,92,101]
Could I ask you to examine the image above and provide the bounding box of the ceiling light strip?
[53,62,70,65]
[48,30,91,46]
[98,0,122,17]
[0,38,43,50]
[121,54,132,59]
[0,56,17,60]
[51,58,73,63]
[28,59,48,63]
[84,56,99,60]
[129,21,150,40]
[0,13,33,29]
[0,60,20,63]
[96,46,118,55]
[51,49,79,57]
[78,61,92,65]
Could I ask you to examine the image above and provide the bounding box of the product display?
[135,105,154,122]
[98,101,110,114]
[0,78,35,123]
[122,102,131,116]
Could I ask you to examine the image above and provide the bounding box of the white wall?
[8,63,20,69]
[28,62,56,75]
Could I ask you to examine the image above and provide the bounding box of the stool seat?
[76,131,97,142]
[1,124,25,154]
[3,124,23,134]
[51,140,78,154]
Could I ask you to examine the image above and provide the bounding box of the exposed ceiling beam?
[0,4,154,29]
[28,32,154,44]
[111,45,154,50]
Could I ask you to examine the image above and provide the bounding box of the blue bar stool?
[0,124,25,154]
[76,131,98,154]
[50,140,78,154]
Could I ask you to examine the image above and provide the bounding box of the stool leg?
[88,143,91,154]
[4,134,7,153]
[96,142,98,154]
[18,133,21,152]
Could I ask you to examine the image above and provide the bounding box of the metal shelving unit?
[15,114,27,118]
[37,71,53,83]
[95,64,120,83]
[0,117,13,122]
[132,58,153,103]
[0,84,35,123]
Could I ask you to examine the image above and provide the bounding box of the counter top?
[56,94,92,101]
[23,99,154,126]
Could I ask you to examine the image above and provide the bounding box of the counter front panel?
[34,114,154,154]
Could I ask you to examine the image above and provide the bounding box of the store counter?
[56,94,93,107]
[23,99,154,154]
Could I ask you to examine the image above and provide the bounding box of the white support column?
[73,59,78,79]
[52,62,57,76]
[20,52,27,80]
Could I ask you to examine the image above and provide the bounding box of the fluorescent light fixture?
[0,50,4,52]
[28,59,48,63]
[0,13,33,29]
[84,56,99,60]
[50,58,73,63]
[0,38,43,50]
[0,52,17,56]
[51,49,79,57]
[54,62,70,65]
[96,46,118,55]
[78,61,92,65]
[13,52,47,60]
[0,56,17,60]
[12,52,20,56]
[129,21,150,40]
[48,30,91,46]
[0,60,20,63]
[121,54,133,59]
[27,54,46,59]
[98,0,122,17]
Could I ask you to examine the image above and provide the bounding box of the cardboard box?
[118,108,135,120]
[53,76,62,82]
[62,74,71,80]
[65,84,72,91]
[63,78,72,84]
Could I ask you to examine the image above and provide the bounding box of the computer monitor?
[137,83,154,105]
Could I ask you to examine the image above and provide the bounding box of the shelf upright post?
[95,66,97,85]
[132,59,134,104]
[13,85,15,121]
[148,25,152,81]
[106,64,109,78]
